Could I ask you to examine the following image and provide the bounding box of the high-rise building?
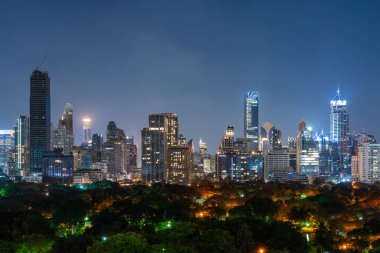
[0,130,15,175]
[216,126,263,181]
[265,149,291,181]
[29,69,51,173]
[167,139,193,184]
[125,136,137,175]
[141,113,178,183]
[52,103,74,155]
[42,149,73,185]
[271,127,282,150]
[352,143,380,184]
[244,92,259,151]
[15,116,29,176]
[102,121,127,179]
[330,89,350,175]
[91,133,103,162]
[314,130,331,178]
[82,118,91,147]
[296,121,319,178]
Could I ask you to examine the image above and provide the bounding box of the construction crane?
[35,56,47,70]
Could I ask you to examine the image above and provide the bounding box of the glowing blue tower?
[244,92,259,151]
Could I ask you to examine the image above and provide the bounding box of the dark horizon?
[1,0,380,153]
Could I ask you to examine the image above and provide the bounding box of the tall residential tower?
[244,92,259,151]
[29,69,51,173]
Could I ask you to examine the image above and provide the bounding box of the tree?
[87,232,149,253]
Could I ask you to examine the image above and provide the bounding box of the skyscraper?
[83,118,91,146]
[15,116,29,176]
[244,91,259,151]
[330,89,350,175]
[52,103,74,155]
[296,121,319,179]
[0,130,14,175]
[29,69,51,173]
[141,113,178,183]
[102,121,128,179]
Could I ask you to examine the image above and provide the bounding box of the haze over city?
[1,0,380,153]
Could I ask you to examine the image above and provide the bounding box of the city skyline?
[2,1,380,153]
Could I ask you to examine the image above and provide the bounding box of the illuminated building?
[192,138,213,177]
[72,146,93,170]
[52,103,74,155]
[0,130,15,175]
[42,149,73,184]
[244,92,259,150]
[167,139,193,183]
[82,118,91,147]
[101,121,127,180]
[271,127,282,150]
[30,69,51,173]
[217,126,263,181]
[91,133,103,162]
[14,116,29,176]
[260,122,282,152]
[125,136,137,175]
[352,143,380,184]
[314,130,331,178]
[141,113,178,183]
[330,89,350,175]
[265,149,292,181]
[296,121,319,178]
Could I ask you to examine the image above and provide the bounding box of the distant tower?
[244,92,259,150]
[330,88,350,174]
[29,69,51,173]
[53,103,74,155]
[15,116,30,176]
[83,118,91,146]
[141,113,178,182]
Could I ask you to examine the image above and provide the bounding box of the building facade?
[330,89,350,175]
[244,92,259,151]
[30,70,51,173]
[42,149,73,184]
[141,113,178,183]
[52,103,74,155]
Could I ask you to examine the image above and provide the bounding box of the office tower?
[42,149,73,184]
[296,121,319,178]
[91,133,103,162]
[15,116,29,176]
[193,138,213,176]
[29,69,51,173]
[0,130,15,175]
[271,127,282,150]
[221,126,235,151]
[260,122,273,153]
[141,113,178,183]
[216,126,263,181]
[234,138,254,153]
[314,130,331,178]
[288,136,297,150]
[352,143,380,184]
[216,126,235,180]
[167,139,193,183]
[125,136,137,174]
[244,92,259,150]
[330,89,350,174]
[72,146,93,170]
[102,121,127,179]
[52,103,74,155]
[82,118,91,146]
[265,149,291,181]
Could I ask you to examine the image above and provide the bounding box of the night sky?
[1,0,380,153]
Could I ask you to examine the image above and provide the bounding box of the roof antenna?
[36,56,47,70]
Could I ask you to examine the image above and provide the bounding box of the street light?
[258,247,265,253]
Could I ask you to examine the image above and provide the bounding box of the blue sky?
[1,0,380,153]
